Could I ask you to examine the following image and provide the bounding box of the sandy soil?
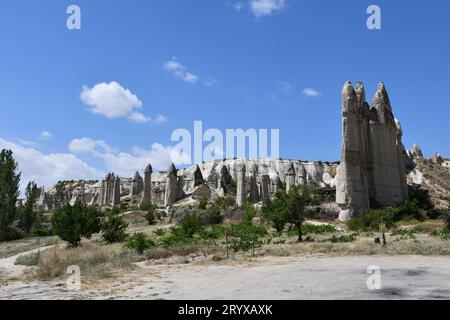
[1,253,450,300]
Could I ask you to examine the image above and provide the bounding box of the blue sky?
[1,0,449,190]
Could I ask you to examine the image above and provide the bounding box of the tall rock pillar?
[285,162,296,193]
[164,163,178,207]
[336,82,370,222]
[236,163,247,207]
[142,164,153,206]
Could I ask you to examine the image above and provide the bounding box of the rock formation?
[236,162,247,207]
[142,164,153,206]
[336,81,409,222]
[164,164,178,207]
[130,171,144,196]
[285,162,296,193]
[112,176,121,205]
[249,164,260,203]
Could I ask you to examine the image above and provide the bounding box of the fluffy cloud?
[249,0,286,17]
[68,137,117,156]
[302,88,321,97]
[164,58,199,84]
[81,81,144,119]
[128,113,168,124]
[69,138,190,178]
[0,138,102,192]
[39,131,54,140]
[80,81,167,124]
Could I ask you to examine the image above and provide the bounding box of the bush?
[199,225,226,241]
[228,222,267,255]
[329,234,357,243]
[205,206,222,225]
[212,197,236,211]
[198,197,208,210]
[441,211,450,232]
[0,229,23,242]
[244,204,257,223]
[51,202,101,246]
[179,212,204,238]
[347,201,426,231]
[144,204,158,225]
[302,224,337,235]
[101,212,128,244]
[125,233,155,255]
[15,251,41,266]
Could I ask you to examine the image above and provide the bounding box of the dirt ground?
[1,249,450,300]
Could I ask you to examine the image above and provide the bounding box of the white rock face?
[36,158,339,211]
[336,81,409,222]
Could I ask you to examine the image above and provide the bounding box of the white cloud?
[128,112,169,124]
[69,137,189,178]
[153,115,169,124]
[128,112,151,124]
[80,81,144,119]
[18,139,40,148]
[39,131,54,140]
[68,137,116,156]
[164,57,199,84]
[80,81,166,124]
[0,138,102,192]
[302,88,321,97]
[204,78,218,87]
[249,0,286,17]
[229,1,246,12]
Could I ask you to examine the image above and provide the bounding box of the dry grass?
[0,237,58,259]
[262,233,450,257]
[28,241,139,282]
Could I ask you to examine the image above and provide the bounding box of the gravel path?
[1,255,450,300]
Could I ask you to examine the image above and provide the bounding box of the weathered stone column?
[164,163,178,207]
[336,81,370,222]
[285,162,295,193]
[249,164,260,203]
[142,164,153,206]
[259,165,271,201]
[112,176,121,206]
[236,162,247,207]
[130,171,143,196]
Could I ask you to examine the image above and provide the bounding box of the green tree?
[198,196,208,210]
[51,202,101,246]
[101,211,128,243]
[262,185,313,242]
[144,204,158,225]
[19,181,40,233]
[125,233,155,255]
[0,150,21,239]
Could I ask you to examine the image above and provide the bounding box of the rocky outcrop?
[142,164,153,206]
[336,81,409,222]
[164,164,178,207]
[130,171,144,196]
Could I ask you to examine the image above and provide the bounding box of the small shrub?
[302,224,337,235]
[101,212,129,244]
[15,251,41,266]
[228,222,267,255]
[153,228,166,237]
[125,233,155,255]
[179,212,204,237]
[198,197,208,210]
[329,234,357,243]
[205,206,222,225]
[144,204,158,226]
